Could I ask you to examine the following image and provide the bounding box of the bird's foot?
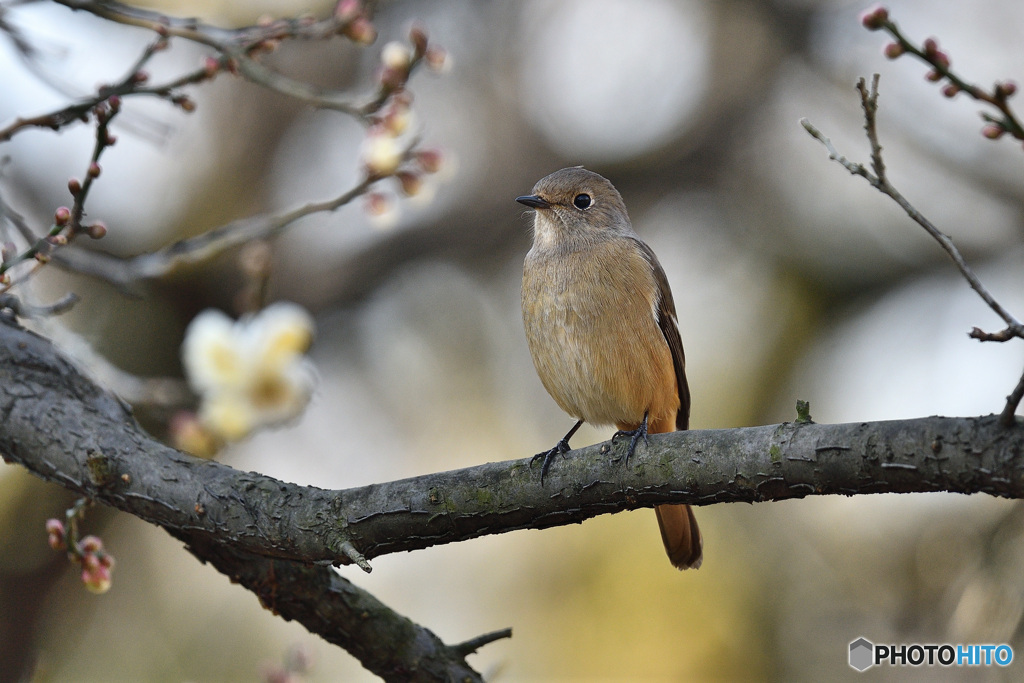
[611,412,649,467]
[530,438,571,485]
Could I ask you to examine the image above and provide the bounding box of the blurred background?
[2,0,1024,680]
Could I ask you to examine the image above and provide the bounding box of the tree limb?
[3,311,1024,572]
[172,530,498,682]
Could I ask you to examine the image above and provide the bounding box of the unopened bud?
[925,69,942,82]
[87,222,108,240]
[175,96,197,112]
[343,16,377,45]
[104,131,117,146]
[88,162,101,178]
[48,234,68,247]
[996,80,1018,99]
[364,191,391,216]
[79,535,103,554]
[923,37,938,56]
[45,518,64,536]
[932,50,950,71]
[54,207,71,225]
[396,170,422,196]
[132,70,149,85]
[203,57,220,78]
[883,42,904,59]
[34,252,50,264]
[108,95,121,112]
[859,4,889,31]
[424,46,451,74]
[982,123,1005,140]
[335,0,362,21]
[942,83,960,98]
[415,148,443,174]
[68,177,82,195]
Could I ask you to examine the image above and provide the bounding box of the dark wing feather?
[631,238,690,431]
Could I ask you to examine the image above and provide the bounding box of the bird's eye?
[573,193,592,210]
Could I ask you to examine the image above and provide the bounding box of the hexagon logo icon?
[849,637,874,671]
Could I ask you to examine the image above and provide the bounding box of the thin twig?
[801,73,1024,423]
[449,628,514,658]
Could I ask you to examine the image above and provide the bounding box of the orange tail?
[646,414,703,570]
[655,503,703,570]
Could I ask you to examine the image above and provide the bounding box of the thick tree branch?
[172,531,497,682]
[3,313,1024,572]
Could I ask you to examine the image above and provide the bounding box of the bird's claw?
[530,438,571,485]
[611,412,649,468]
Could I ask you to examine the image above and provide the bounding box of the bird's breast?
[521,240,678,428]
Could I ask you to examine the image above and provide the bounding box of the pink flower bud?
[343,16,376,45]
[883,42,904,59]
[415,148,443,174]
[48,533,65,551]
[982,123,1005,139]
[996,80,1017,98]
[132,71,149,85]
[87,222,108,240]
[859,5,889,31]
[203,57,220,78]
[364,191,392,216]
[335,0,362,21]
[925,69,942,82]
[424,46,451,74]
[108,95,121,112]
[68,178,82,195]
[82,564,112,594]
[54,207,71,225]
[48,234,68,247]
[79,535,103,554]
[88,162,101,178]
[923,37,938,56]
[942,83,959,98]
[34,252,50,264]
[46,518,66,550]
[932,50,950,71]
[396,170,422,196]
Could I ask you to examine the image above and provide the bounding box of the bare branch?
[802,74,1024,421]
[175,531,496,682]
[49,175,377,293]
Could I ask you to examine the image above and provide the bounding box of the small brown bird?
[517,167,703,570]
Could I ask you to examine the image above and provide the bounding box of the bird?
[517,166,703,570]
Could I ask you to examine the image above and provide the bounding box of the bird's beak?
[516,194,551,209]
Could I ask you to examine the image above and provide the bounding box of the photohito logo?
[848,637,1013,671]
